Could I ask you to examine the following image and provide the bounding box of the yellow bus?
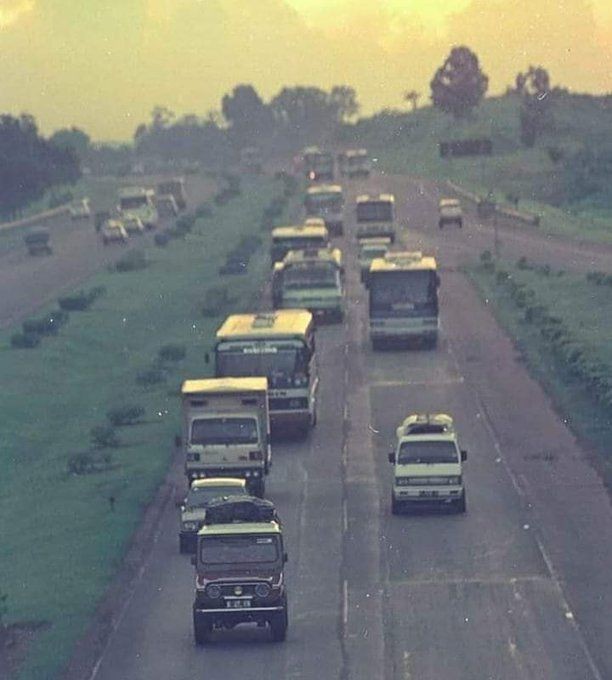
[304,184,344,236]
[270,224,329,264]
[214,310,318,435]
[368,251,440,349]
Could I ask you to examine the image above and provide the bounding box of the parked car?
[101,219,128,245]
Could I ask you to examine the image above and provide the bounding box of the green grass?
[346,94,612,245]
[0,176,284,679]
[468,259,612,489]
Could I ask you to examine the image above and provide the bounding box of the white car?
[101,219,128,245]
[70,198,91,220]
[122,215,145,235]
[388,413,467,514]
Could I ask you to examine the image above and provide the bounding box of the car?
[69,198,91,220]
[122,215,145,235]
[357,236,391,284]
[101,219,128,245]
[388,413,467,514]
[438,198,463,229]
[179,478,248,553]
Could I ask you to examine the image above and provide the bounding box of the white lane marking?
[342,578,349,629]
[403,650,412,680]
[370,377,464,388]
[342,498,348,533]
[447,338,606,680]
[392,575,549,587]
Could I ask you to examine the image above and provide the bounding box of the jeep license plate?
[226,600,251,609]
[419,490,438,497]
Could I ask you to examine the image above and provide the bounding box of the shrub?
[195,203,213,219]
[113,249,147,273]
[495,269,509,284]
[11,332,41,349]
[67,451,114,475]
[480,250,493,263]
[154,232,170,247]
[524,304,547,323]
[90,425,120,449]
[58,286,104,311]
[158,343,186,362]
[107,405,145,427]
[136,367,166,387]
[22,310,68,336]
[48,190,74,209]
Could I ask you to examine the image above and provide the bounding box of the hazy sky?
[1,0,610,140]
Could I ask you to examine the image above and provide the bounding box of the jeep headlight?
[206,584,222,599]
[182,521,198,531]
[255,583,271,598]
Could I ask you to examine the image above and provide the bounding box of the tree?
[430,46,488,118]
[221,84,274,147]
[404,90,421,111]
[271,86,337,144]
[329,86,360,123]
[515,66,554,147]
[49,127,91,160]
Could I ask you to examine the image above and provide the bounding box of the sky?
[0,0,610,140]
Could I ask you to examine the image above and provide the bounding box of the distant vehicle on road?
[439,198,463,229]
[302,146,334,181]
[192,496,289,644]
[357,236,391,284]
[122,215,145,235]
[338,149,371,178]
[356,193,396,243]
[118,186,158,230]
[24,227,52,256]
[101,219,128,245]
[178,477,247,553]
[69,198,91,220]
[388,413,467,514]
[157,178,187,211]
[156,194,179,219]
[304,184,344,236]
[368,251,440,349]
[270,223,329,264]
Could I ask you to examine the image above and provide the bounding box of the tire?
[456,491,467,513]
[270,606,288,642]
[193,614,212,645]
[179,535,190,554]
[391,495,401,515]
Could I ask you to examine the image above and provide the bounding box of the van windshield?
[191,417,258,445]
[398,440,458,464]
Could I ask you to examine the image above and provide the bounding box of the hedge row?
[11,309,69,349]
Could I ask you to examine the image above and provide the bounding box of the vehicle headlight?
[255,583,271,598]
[206,584,222,599]
[245,471,252,477]
[395,477,410,486]
[447,476,462,485]
[182,521,198,531]
[252,470,260,478]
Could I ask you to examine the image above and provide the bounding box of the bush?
[90,425,120,449]
[495,269,510,284]
[176,213,196,234]
[202,286,235,317]
[22,310,68,336]
[48,190,74,209]
[195,203,213,219]
[136,367,166,387]
[113,249,147,273]
[107,405,145,427]
[158,344,186,362]
[11,332,41,349]
[67,451,114,475]
[154,232,170,247]
[58,286,105,311]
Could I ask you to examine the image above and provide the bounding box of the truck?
[118,186,159,229]
[304,184,344,236]
[388,413,467,514]
[272,247,344,322]
[438,198,463,229]
[157,178,187,211]
[356,193,396,243]
[192,496,289,644]
[181,377,271,497]
[302,147,334,181]
[338,149,371,178]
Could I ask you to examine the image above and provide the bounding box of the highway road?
[80,173,612,680]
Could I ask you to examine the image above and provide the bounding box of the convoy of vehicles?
[192,496,288,644]
[357,236,391,284]
[214,310,318,434]
[304,184,344,236]
[388,414,467,514]
[157,178,187,211]
[181,378,271,496]
[338,149,370,178]
[368,251,440,349]
[179,477,248,553]
[118,186,159,229]
[438,197,463,229]
[302,146,334,181]
[270,224,329,263]
[272,247,344,322]
[355,193,396,242]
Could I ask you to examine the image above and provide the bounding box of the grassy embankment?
[0,174,294,679]
[468,253,612,488]
[347,95,612,244]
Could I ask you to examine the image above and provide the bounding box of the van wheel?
[456,492,467,513]
[194,614,212,645]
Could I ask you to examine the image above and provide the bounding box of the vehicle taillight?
[249,450,263,461]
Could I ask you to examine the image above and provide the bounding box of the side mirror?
[461,449,468,461]
[388,452,396,464]
[174,435,182,448]
[190,555,196,567]
[204,352,210,365]
[284,552,289,564]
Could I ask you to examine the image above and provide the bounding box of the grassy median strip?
[0,175,290,680]
[468,253,612,488]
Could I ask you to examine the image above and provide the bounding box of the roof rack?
[252,313,277,329]
[397,413,454,437]
[204,496,278,525]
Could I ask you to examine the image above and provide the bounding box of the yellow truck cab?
[388,413,467,514]
[180,377,271,496]
[270,224,330,264]
[357,237,391,284]
[192,497,288,644]
[368,251,440,349]
[304,184,344,236]
[439,198,463,229]
[272,247,344,322]
[338,149,370,178]
[356,193,396,242]
[179,477,247,554]
[214,311,318,435]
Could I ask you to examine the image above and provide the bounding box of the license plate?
[226,599,251,609]
[419,490,438,497]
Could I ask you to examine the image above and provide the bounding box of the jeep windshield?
[186,485,246,509]
[200,534,280,565]
[190,417,259,445]
[284,266,338,289]
[398,440,458,464]
[120,196,148,210]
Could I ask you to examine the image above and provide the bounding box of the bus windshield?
[216,344,309,388]
[370,271,437,311]
[357,201,394,222]
[284,265,338,289]
[306,195,343,214]
[200,535,280,565]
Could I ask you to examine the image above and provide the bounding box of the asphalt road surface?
[0,174,216,329]
[83,172,612,680]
